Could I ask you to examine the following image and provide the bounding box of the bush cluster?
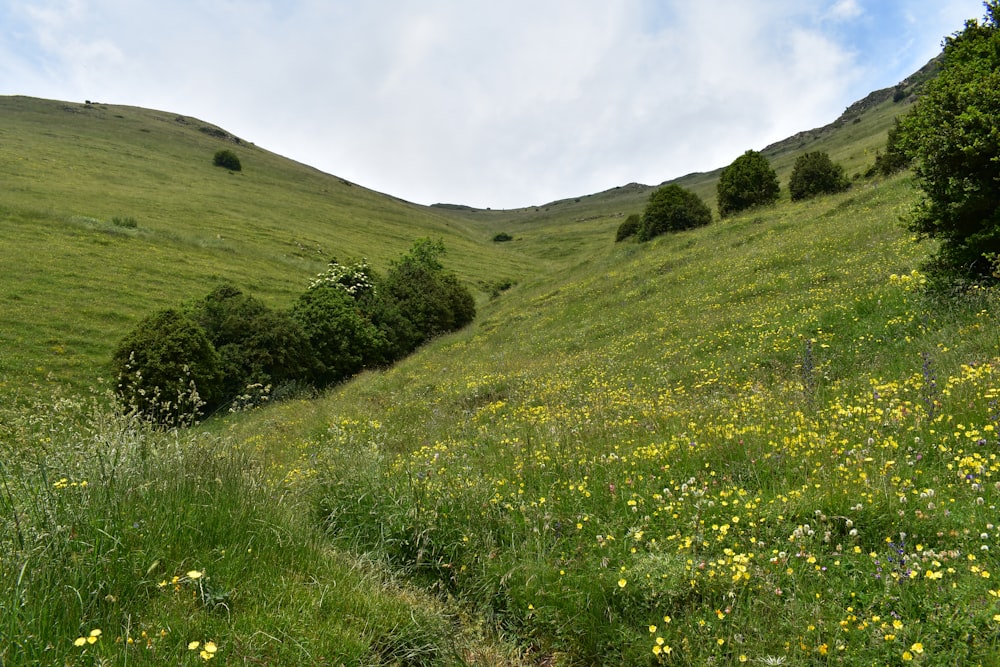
[112,239,476,424]
[213,149,242,171]
[788,151,850,201]
[637,184,712,241]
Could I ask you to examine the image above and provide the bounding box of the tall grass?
[0,388,478,666]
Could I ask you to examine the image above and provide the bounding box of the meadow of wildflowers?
[6,162,1000,664]
[294,175,1000,664]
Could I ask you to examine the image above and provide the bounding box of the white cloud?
[827,0,863,22]
[0,0,982,208]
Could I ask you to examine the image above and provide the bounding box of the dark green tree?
[638,185,712,241]
[112,308,225,424]
[788,151,850,201]
[615,214,641,242]
[899,1,1000,280]
[379,239,476,358]
[213,149,242,171]
[869,117,911,177]
[188,284,315,400]
[717,150,780,218]
[291,284,385,387]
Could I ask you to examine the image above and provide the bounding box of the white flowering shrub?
[307,259,376,298]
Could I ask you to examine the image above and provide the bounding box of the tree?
[899,1,1000,280]
[213,149,242,171]
[717,150,780,218]
[638,185,712,241]
[788,151,850,201]
[379,239,476,358]
[188,284,315,400]
[615,214,641,242]
[292,283,385,387]
[112,308,225,424]
[868,117,911,177]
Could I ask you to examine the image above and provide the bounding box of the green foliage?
[379,239,476,357]
[868,117,911,177]
[637,184,712,241]
[187,284,314,403]
[788,151,850,201]
[111,308,224,424]
[492,232,513,243]
[615,213,641,242]
[717,149,780,217]
[109,244,476,414]
[292,284,385,387]
[212,149,241,171]
[899,1,1000,280]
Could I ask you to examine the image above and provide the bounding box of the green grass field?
[5,85,1000,666]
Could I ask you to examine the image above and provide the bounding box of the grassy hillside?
[429,86,914,271]
[6,74,1000,665]
[0,96,530,396]
[224,172,1000,665]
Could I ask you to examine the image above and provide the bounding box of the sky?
[0,1,988,209]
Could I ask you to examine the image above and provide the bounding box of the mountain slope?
[0,96,530,394]
[0,58,930,396]
[8,56,1000,665]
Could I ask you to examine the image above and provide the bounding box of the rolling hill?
[5,55,1000,665]
[1,63,919,398]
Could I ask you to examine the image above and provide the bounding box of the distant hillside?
[762,55,941,159]
[0,55,937,395]
[431,56,940,218]
[0,96,529,394]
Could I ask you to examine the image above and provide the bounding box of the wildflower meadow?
[5,89,1000,664]
[291,176,1000,664]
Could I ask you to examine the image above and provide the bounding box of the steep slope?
[0,96,529,393]
[10,56,1000,665]
[429,63,923,267]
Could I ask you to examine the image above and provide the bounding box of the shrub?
[615,214,641,242]
[788,151,850,201]
[379,239,476,358]
[111,215,137,228]
[868,117,911,177]
[111,308,225,424]
[637,185,712,241]
[492,232,513,243]
[213,149,242,171]
[308,258,378,297]
[291,284,385,387]
[717,150,780,218]
[188,284,315,402]
[899,1,1000,281]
